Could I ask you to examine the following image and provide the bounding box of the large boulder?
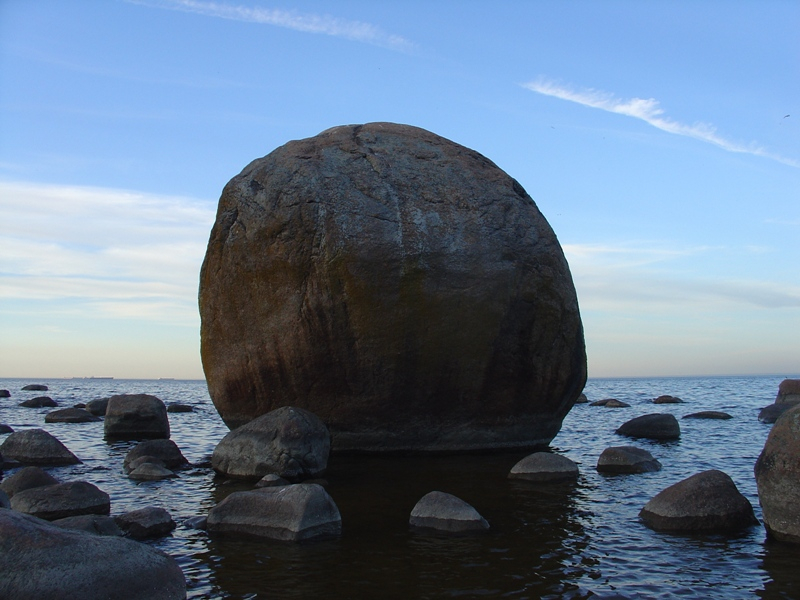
[207,483,341,541]
[104,394,170,440]
[639,470,757,532]
[616,414,680,441]
[212,406,330,480]
[198,122,586,453]
[10,481,110,520]
[776,379,800,405]
[755,404,800,543]
[0,508,186,599]
[0,429,80,465]
[409,491,490,533]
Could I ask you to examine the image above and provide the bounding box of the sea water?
[0,375,797,599]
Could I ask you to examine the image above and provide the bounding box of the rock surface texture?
[199,122,586,452]
[0,508,186,600]
[211,406,330,480]
[755,404,800,543]
[639,470,757,532]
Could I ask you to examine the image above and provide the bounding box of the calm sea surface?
[1,375,798,599]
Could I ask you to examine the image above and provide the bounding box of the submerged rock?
[104,394,170,440]
[123,439,188,472]
[10,481,110,520]
[0,429,80,466]
[409,491,489,533]
[616,414,680,441]
[639,470,757,532]
[683,411,732,420]
[653,395,683,404]
[45,408,101,423]
[212,406,330,481]
[0,389,10,398]
[199,122,586,452]
[207,483,342,541]
[115,507,176,540]
[508,452,579,483]
[84,397,110,416]
[596,446,662,474]
[755,404,800,543]
[0,508,186,600]
[167,403,194,413]
[21,384,48,391]
[128,463,176,481]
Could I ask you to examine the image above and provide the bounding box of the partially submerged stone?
[21,384,48,391]
[207,483,342,541]
[212,406,330,481]
[409,491,489,533]
[653,395,683,404]
[683,411,732,420]
[0,429,80,466]
[115,506,176,540]
[759,403,793,424]
[10,481,110,520]
[19,396,57,408]
[128,463,176,481]
[104,394,170,440]
[0,508,186,600]
[256,473,290,488]
[596,446,662,474]
[0,389,10,398]
[755,404,800,543]
[45,408,101,423]
[508,452,579,483]
[167,403,194,413]
[52,514,123,537]
[639,470,757,532]
[123,439,188,472]
[616,414,680,441]
[0,466,59,498]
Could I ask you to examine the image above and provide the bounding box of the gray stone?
[115,507,176,540]
[0,466,59,498]
[199,122,586,453]
[683,411,732,420]
[45,407,101,423]
[52,514,123,536]
[20,396,57,408]
[0,424,13,434]
[0,508,186,600]
[11,481,110,520]
[758,403,793,424]
[207,483,342,541]
[123,439,187,471]
[596,446,662,474]
[127,455,166,471]
[84,397,110,416]
[575,393,588,404]
[212,406,330,481]
[616,413,680,441]
[0,429,80,465]
[508,452,579,482]
[0,389,10,398]
[603,399,631,408]
[639,470,757,532]
[21,384,48,391]
[409,491,489,533]
[755,404,800,543]
[775,379,800,405]
[167,403,194,413]
[104,394,170,440]
[129,463,176,481]
[653,395,683,404]
[255,473,290,488]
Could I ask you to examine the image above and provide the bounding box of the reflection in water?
[758,539,800,599]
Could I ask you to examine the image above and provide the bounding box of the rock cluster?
[199,122,586,453]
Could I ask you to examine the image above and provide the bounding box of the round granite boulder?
[0,429,80,466]
[0,466,59,498]
[104,394,170,440]
[755,404,800,543]
[616,414,680,441]
[508,452,579,483]
[123,439,188,472]
[596,446,662,474]
[639,470,757,532]
[199,122,586,452]
[45,408,101,423]
[409,491,489,533]
[20,396,58,408]
[10,481,110,520]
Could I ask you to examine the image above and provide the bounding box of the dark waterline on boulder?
[0,375,799,598]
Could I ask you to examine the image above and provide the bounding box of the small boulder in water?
[683,411,732,420]
[508,452,579,483]
[596,446,662,474]
[0,389,10,398]
[124,439,187,472]
[639,470,757,532]
[255,473,290,488]
[758,403,793,424]
[129,463,176,481]
[84,397,110,416]
[104,394,170,440]
[167,403,194,413]
[0,429,80,466]
[575,393,588,404]
[52,514,123,536]
[115,506,176,540]
[0,466,59,498]
[0,424,14,434]
[10,481,110,520]
[19,396,57,408]
[21,384,48,391]
[653,395,683,404]
[616,414,680,441]
[409,491,489,533]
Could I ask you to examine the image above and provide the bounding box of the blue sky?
[1,0,798,379]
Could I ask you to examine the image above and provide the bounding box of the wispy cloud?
[523,78,800,168]
[0,181,216,325]
[133,0,414,51]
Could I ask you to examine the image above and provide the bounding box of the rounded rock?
[616,413,680,441]
[0,466,59,498]
[84,397,110,416]
[0,429,80,466]
[653,395,683,404]
[115,507,176,540]
[45,408,101,423]
[683,411,732,420]
[10,481,110,521]
[596,446,662,474]
[21,384,48,391]
[20,396,58,408]
[409,491,489,533]
[199,122,586,453]
[103,394,170,440]
[508,452,579,483]
[128,463,176,481]
[123,439,188,472]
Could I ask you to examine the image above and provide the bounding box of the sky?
[0,0,798,380]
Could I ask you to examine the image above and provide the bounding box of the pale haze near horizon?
[0,1,798,380]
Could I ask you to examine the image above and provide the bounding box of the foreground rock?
[639,470,757,532]
[755,404,800,543]
[0,508,186,599]
[199,122,587,452]
[104,394,170,440]
[212,406,330,480]
[115,506,176,540]
[20,396,57,408]
[409,491,489,533]
[45,407,101,423]
[10,481,110,520]
[775,379,800,405]
[124,439,188,472]
[596,446,662,474]
[508,452,579,482]
[0,466,59,498]
[616,414,680,440]
[207,483,341,541]
[683,411,732,420]
[0,429,80,465]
